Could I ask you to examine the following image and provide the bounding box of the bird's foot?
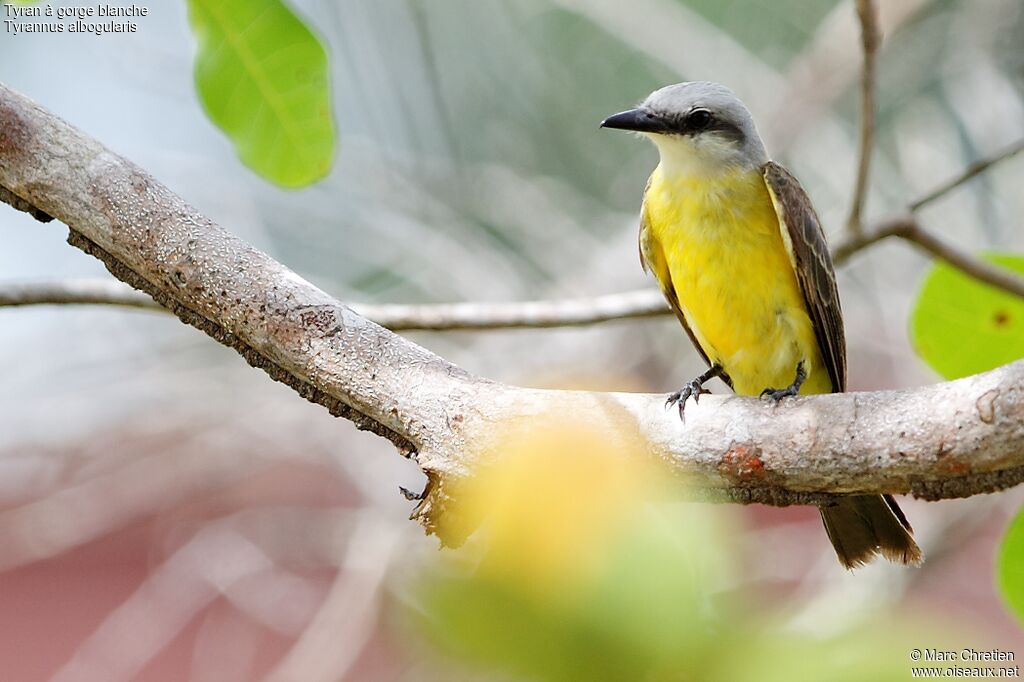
[760,362,807,403]
[665,364,724,421]
[760,385,799,401]
[666,375,717,421]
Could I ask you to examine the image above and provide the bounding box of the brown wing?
[762,161,847,393]
[639,191,733,388]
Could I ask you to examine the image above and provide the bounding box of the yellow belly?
[644,164,831,396]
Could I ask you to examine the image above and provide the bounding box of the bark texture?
[2,82,1023,540]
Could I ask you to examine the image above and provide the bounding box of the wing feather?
[762,161,847,393]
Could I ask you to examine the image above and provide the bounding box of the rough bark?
[2,82,1023,540]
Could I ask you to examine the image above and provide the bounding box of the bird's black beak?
[600,108,669,133]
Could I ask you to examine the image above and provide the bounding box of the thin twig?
[2,115,1022,330]
[0,279,159,310]
[832,136,1024,297]
[832,215,1024,298]
[831,215,913,265]
[6,208,1024,328]
[768,0,927,151]
[5,219,1022,332]
[0,278,671,329]
[846,0,881,237]
[898,222,1024,298]
[11,133,1024,327]
[909,138,1024,212]
[351,290,668,330]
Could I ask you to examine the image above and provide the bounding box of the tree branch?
[767,0,927,151]
[0,278,160,310]
[831,211,1024,300]
[3,83,1024,542]
[908,138,1024,212]
[895,224,1024,298]
[7,98,1020,329]
[0,278,671,329]
[10,186,1022,329]
[0,83,436,454]
[352,290,669,330]
[845,0,880,237]
[831,218,1024,299]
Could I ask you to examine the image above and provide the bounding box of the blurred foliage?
[4,0,1024,672]
[911,253,1024,380]
[408,418,937,681]
[683,0,839,66]
[998,504,1024,627]
[186,0,334,187]
[912,248,1024,631]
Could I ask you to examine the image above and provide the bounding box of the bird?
[601,81,922,569]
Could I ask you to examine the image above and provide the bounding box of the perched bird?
[602,82,922,569]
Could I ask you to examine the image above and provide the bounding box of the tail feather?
[820,495,923,569]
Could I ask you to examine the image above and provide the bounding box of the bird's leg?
[760,361,807,402]
[666,364,723,419]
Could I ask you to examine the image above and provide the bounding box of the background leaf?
[997,504,1024,625]
[911,253,1024,380]
[187,0,334,187]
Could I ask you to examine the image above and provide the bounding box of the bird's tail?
[819,494,923,569]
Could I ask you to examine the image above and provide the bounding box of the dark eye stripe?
[663,113,745,142]
[706,119,745,142]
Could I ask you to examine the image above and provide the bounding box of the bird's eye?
[687,109,712,129]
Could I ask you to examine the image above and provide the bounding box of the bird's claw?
[760,385,799,402]
[760,362,806,403]
[665,379,711,420]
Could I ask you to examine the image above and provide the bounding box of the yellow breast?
[643,164,831,395]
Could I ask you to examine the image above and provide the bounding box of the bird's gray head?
[602,82,768,173]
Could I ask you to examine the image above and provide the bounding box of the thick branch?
[439,360,1024,503]
[0,82,460,454]
[2,83,1024,540]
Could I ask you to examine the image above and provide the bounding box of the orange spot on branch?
[718,444,767,482]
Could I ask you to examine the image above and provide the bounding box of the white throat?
[648,133,764,179]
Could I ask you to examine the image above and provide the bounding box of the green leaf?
[911,253,1024,379]
[186,0,334,187]
[997,504,1024,626]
